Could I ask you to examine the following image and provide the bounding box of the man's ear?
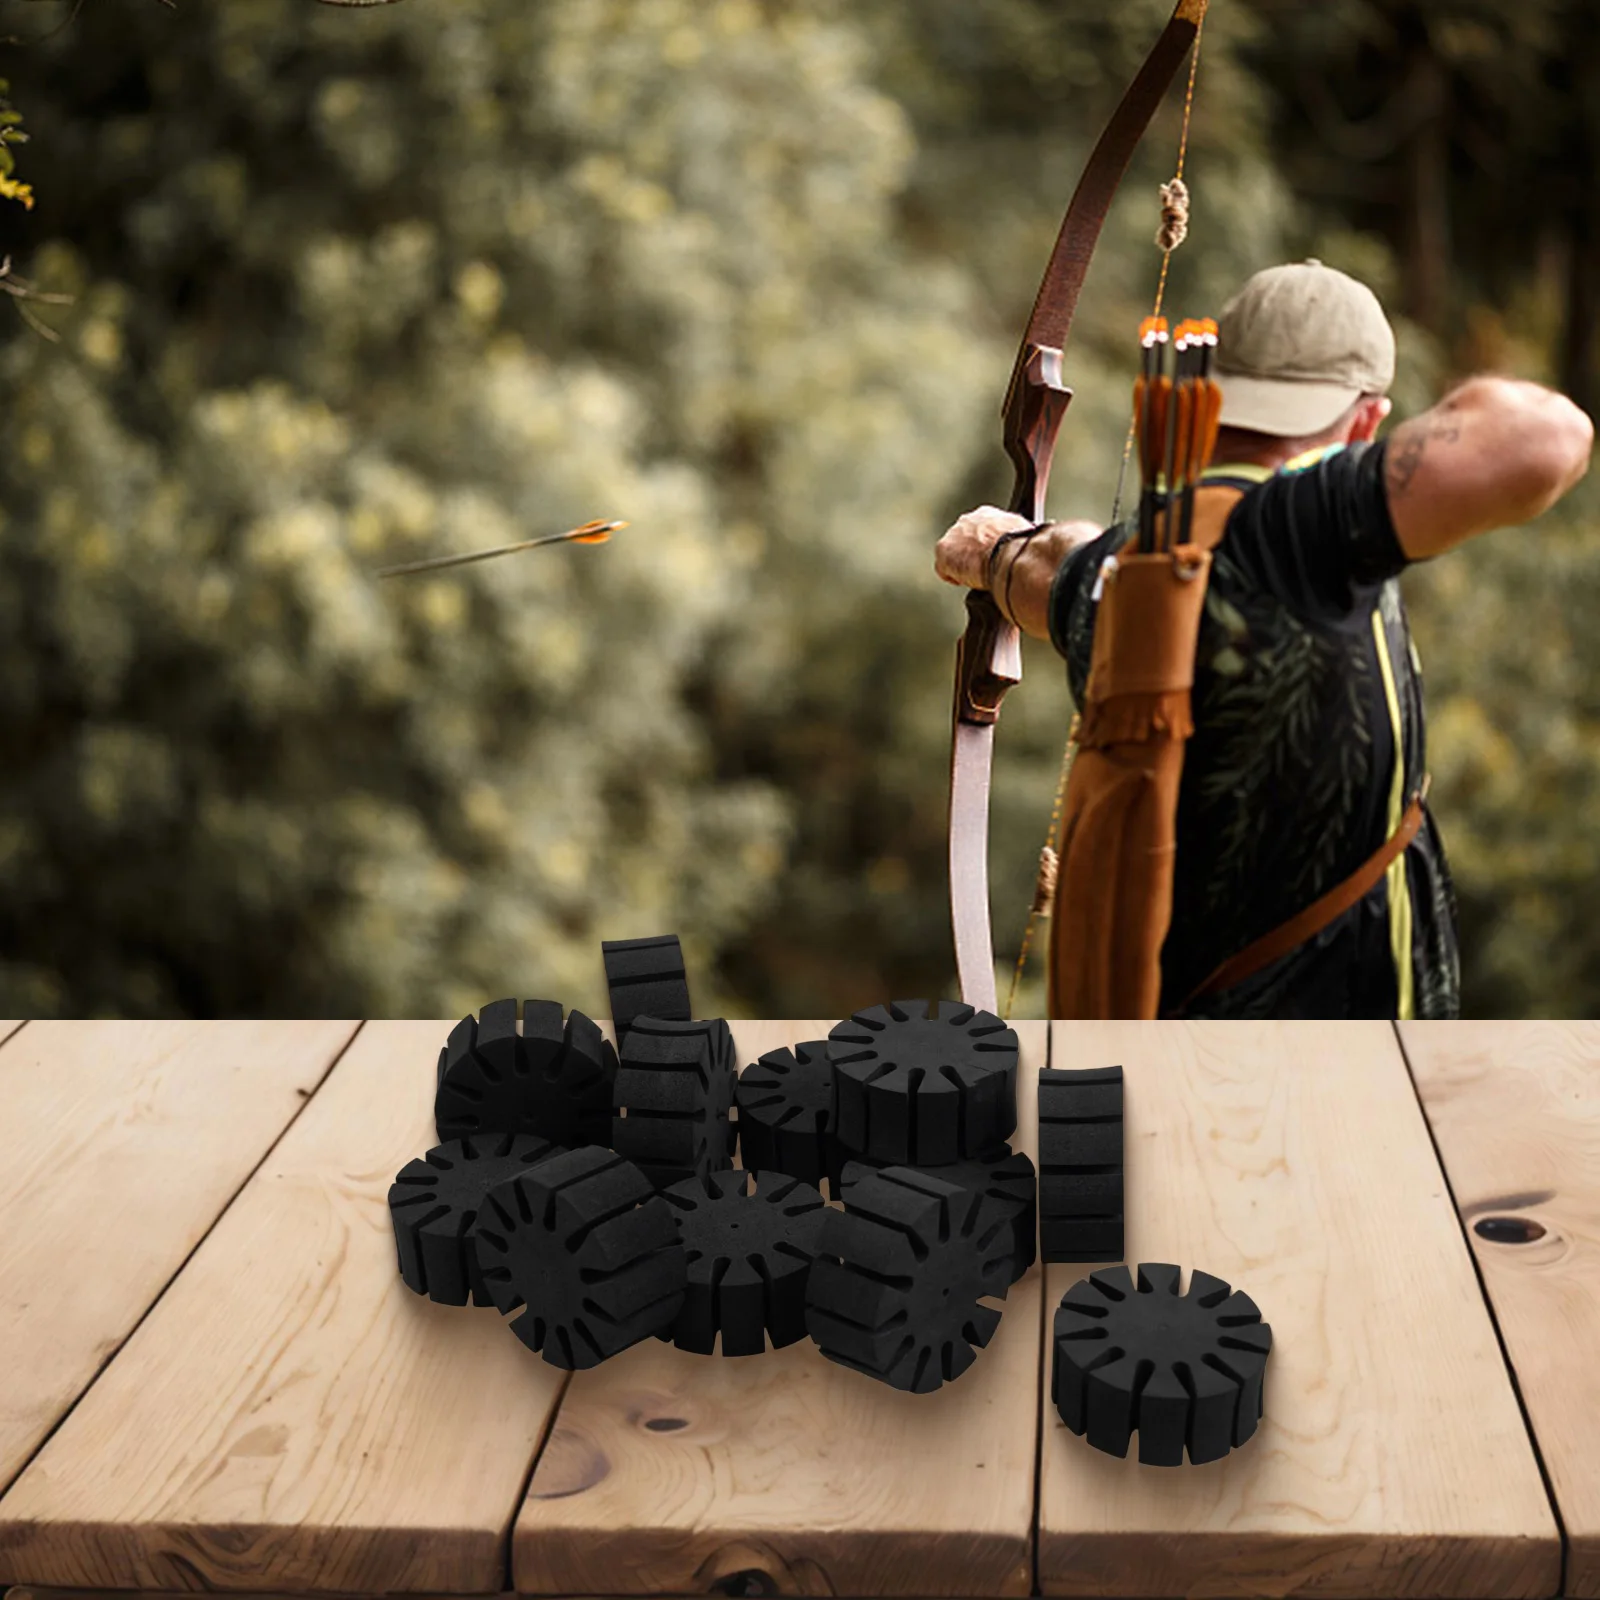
[1348,395,1393,444]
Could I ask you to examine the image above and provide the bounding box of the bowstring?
[1004,11,1205,1021]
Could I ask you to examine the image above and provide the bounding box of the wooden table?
[0,1020,1592,1600]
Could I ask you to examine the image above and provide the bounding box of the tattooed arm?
[1385,377,1594,558]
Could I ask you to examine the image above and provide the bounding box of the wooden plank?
[0,1020,358,1496]
[0,1021,563,1595]
[2,1591,518,1600]
[1039,1021,1560,1600]
[0,1591,519,1600]
[514,1018,1045,1599]
[1400,1021,1600,1598]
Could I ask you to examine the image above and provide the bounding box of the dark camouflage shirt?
[1047,439,1461,1019]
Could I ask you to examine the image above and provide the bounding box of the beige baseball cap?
[1215,260,1395,437]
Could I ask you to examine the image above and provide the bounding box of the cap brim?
[1215,370,1363,438]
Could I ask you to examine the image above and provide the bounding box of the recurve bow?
[948,0,1210,1013]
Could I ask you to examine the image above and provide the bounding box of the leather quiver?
[1047,489,1240,1020]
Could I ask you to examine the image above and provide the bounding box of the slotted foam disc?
[389,1132,567,1305]
[804,1166,1013,1393]
[838,1145,1036,1284]
[1037,1065,1124,1263]
[602,934,692,1045]
[471,1145,687,1369]
[434,998,616,1148]
[612,1016,737,1188]
[1052,1262,1272,1465]
[656,1167,828,1355]
[827,999,1018,1165]
[734,1039,844,1191]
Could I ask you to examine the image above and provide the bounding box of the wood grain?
[0,1020,358,1496]
[514,1018,1044,1599]
[1039,1021,1559,1599]
[1,1592,518,1600]
[1400,1021,1600,1598]
[0,1021,563,1595]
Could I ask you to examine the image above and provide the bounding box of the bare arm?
[992,523,1103,638]
[1385,377,1594,559]
[934,506,1103,640]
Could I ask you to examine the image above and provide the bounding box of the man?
[935,260,1593,1018]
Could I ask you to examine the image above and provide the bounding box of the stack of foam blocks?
[389,949,1034,1393]
[389,950,1272,1456]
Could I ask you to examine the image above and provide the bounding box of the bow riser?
[1004,343,1075,523]
[953,344,1074,730]
[948,344,1074,1012]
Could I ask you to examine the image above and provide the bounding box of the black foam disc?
[389,1133,567,1306]
[471,1145,687,1369]
[838,1146,1036,1284]
[435,999,616,1148]
[612,1016,737,1188]
[735,1040,844,1191]
[655,1168,828,1356]
[827,999,1018,1165]
[602,934,692,1044]
[1052,1263,1272,1465]
[1038,1065,1124,1263]
[804,1166,1013,1393]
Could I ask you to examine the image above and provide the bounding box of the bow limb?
[947,0,1210,1013]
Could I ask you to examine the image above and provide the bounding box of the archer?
[936,259,1593,1019]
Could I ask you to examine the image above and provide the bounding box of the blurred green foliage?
[0,0,1594,1019]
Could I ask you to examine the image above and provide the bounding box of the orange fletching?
[566,518,625,545]
[1142,377,1173,484]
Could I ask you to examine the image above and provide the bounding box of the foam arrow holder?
[1052,1263,1272,1465]
[838,1145,1036,1285]
[471,1145,688,1369]
[655,1167,828,1356]
[435,999,616,1149]
[1038,1064,1124,1263]
[804,1166,1012,1393]
[827,1000,1018,1165]
[735,1039,844,1192]
[602,934,692,1045]
[612,1016,737,1188]
[389,1132,567,1306]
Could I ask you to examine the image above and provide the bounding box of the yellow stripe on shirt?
[1201,462,1275,484]
[1370,607,1415,1019]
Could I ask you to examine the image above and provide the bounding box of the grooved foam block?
[601,934,692,1044]
[656,1168,827,1356]
[1052,1262,1272,1465]
[735,1039,843,1191]
[1038,1064,1124,1263]
[827,999,1018,1165]
[471,1145,687,1370]
[389,1133,567,1306]
[435,999,616,1148]
[838,1145,1036,1284]
[612,1016,737,1188]
[804,1166,1013,1393]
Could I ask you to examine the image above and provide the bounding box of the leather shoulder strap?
[1181,792,1428,1008]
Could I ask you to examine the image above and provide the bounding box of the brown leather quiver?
[1047,484,1241,1018]
[1047,544,1213,1018]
